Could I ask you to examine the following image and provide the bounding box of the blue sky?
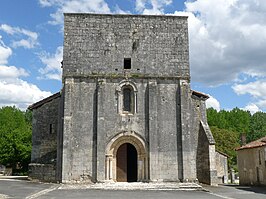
[1,0,266,114]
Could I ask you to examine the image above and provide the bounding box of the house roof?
[236,136,266,151]
[28,92,61,110]
[191,90,209,100]
[216,150,229,157]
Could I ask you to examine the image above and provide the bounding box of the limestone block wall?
[61,76,182,182]
[148,79,180,181]
[61,78,97,183]
[196,122,217,185]
[190,92,217,185]
[237,146,266,185]
[29,95,60,181]
[28,163,56,182]
[30,97,60,164]
[216,152,228,184]
[60,13,217,184]
[63,13,189,78]
[62,13,191,183]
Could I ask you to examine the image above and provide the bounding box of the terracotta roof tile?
[236,136,266,151]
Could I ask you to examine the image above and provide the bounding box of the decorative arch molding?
[105,131,148,182]
[116,80,138,114]
[116,80,138,92]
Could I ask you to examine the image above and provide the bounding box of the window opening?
[259,150,262,165]
[49,124,53,134]
[124,58,131,69]
[123,87,132,112]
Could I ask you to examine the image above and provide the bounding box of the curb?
[0,176,29,180]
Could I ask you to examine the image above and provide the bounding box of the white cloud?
[136,0,172,15]
[242,103,261,115]
[0,37,12,65]
[0,24,38,49]
[206,95,220,111]
[233,80,266,111]
[0,65,52,110]
[38,46,63,80]
[39,0,111,26]
[232,80,266,98]
[39,0,57,7]
[0,65,28,80]
[183,0,266,85]
[0,78,52,110]
[0,35,52,110]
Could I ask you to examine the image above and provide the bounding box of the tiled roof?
[236,136,266,151]
[191,90,209,100]
[28,92,61,110]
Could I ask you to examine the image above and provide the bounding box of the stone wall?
[28,163,56,182]
[237,146,266,185]
[61,77,182,182]
[58,13,217,184]
[29,94,60,181]
[62,13,191,183]
[188,91,218,185]
[216,151,228,184]
[63,14,189,78]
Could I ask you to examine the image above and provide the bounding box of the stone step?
[59,182,203,191]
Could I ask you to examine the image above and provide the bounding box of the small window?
[259,150,262,165]
[117,81,137,115]
[123,87,133,112]
[124,58,131,69]
[49,124,53,134]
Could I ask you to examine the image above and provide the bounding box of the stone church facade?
[29,13,217,185]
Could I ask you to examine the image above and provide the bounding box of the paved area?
[203,184,266,199]
[0,178,265,199]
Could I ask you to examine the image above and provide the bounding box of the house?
[236,136,266,185]
[28,13,218,185]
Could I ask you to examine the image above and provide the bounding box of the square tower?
[29,14,217,185]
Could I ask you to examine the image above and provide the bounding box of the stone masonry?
[29,13,218,185]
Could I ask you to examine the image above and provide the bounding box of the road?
[0,178,265,199]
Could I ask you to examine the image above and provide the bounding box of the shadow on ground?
[231,185,266,194]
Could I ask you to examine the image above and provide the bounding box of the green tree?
[0,106,32,174]
[207,108,229,129]
[210,126,240,168]
[227,108,251,134]
[247,112,266,142]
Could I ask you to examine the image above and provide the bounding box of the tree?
[226,108,251,134]
[247,112,266,143]
[210,126,240,168]
[207,107,266,169]
[0,106,32,174]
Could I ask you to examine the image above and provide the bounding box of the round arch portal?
[105,132,148,182]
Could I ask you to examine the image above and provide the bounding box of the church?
[29,13,218,185]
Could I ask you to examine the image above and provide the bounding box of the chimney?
[241,133,247,146]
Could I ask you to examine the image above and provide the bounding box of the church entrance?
[116,143,137,182]
[105,132,147,182]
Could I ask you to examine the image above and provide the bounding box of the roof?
[216,150,229,157]
[28,92,61,110]
[236,136,266,151]
[191,90,209,100]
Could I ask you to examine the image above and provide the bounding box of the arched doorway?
[105,132,148,182]
[116,143,137,182]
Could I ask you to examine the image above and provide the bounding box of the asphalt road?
[0,179,265,199]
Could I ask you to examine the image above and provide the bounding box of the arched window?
[123,87,133,112]
[116,81,137,115]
